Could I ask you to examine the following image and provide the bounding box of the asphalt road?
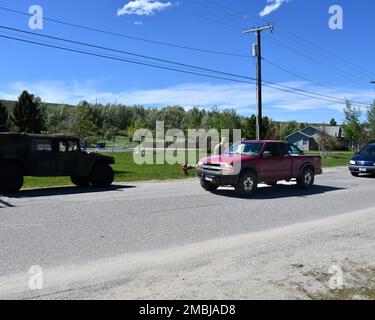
[0,167,374,278]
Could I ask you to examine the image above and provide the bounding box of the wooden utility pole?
[243,25,274,140]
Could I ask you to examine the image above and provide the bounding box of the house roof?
[285,130,312,139]
[286,125,343,140]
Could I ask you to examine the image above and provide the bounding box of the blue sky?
[0,0,374,123]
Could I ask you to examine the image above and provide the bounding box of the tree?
[342,100,363,150]
[185,107,204,129]
[0,101,9,132]
[280,121,299,140]
[12,90,45,133]
[316,124,335,157]
[367,101,375,138]
[240,115,279,140]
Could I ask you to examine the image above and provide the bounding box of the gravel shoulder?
[1,206,374,300]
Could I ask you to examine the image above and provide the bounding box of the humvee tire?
[0,164,24,194]
[90,163,114,188]
[71,176,91,188]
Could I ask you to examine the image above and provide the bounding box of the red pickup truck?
[196,140,322,195]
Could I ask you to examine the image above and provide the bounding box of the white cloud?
[118,0,172,16]
[259,0,291,17]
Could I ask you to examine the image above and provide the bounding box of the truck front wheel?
[200,179,219,192]
[90,163,115,188]
[297,168,315,189]
[0,165,24,194]
[235,171,257,196]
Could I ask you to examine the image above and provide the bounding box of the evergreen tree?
[13,91,45,133]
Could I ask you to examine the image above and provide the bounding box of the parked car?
[349,143,375,177]
[0,133,115,194]
[196,140,322,195]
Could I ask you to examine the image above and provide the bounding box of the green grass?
[22,151,355,190]
[96,135,138,149]
[23,151,202,189]
[306,151,354,168]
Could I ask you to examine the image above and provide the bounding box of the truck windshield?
[226,142,263,156]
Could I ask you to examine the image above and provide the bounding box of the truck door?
[56,139,81,176]
[258,143,283,181]
[29,138,57,176]
[276,143,293,180]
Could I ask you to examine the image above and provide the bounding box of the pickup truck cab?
[196,140,322,196]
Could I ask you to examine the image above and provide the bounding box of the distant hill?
[0,99,329,127]
[0,99,75,110]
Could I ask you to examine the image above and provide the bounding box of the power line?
[0,25,257,81]
[169,4,242,31]
[262,56,349,92]
[1,25,369,107]
[274,29,374,80]
[0,33,257,85]
[275,26,375,79]
[199,1,375,81]
[1,3,372,87]
[264,37,368,86]
[0,32,370,108]
[0,5,250,59]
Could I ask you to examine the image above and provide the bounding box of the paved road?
[0,167,374,278]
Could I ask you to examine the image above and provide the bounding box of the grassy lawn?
[23,151,201,189]
[22,150,355,189]
[306,151,354,168]
[95,135,138,149]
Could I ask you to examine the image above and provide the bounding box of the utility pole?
[243,24,274,140]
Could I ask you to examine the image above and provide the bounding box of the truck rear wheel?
[297,168,315,189]
[235,171,257,196]
[0,165,24,194]
[71,176,91,188]
[90,163,114,188]
[200,179,219,192]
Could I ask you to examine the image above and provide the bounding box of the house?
[286,125,344,151]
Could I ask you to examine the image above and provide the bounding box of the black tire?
[90,163,114,188]
[0,165,24,194]
[297,167,315,189]
[351,172,360,177]
[235,171,257,196]
[71,176,91,187]
[200,179,219,192]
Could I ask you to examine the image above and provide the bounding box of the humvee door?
[29,138,58,176]
[56,139,85,176]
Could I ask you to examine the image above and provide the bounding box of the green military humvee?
[0,133,115,194]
